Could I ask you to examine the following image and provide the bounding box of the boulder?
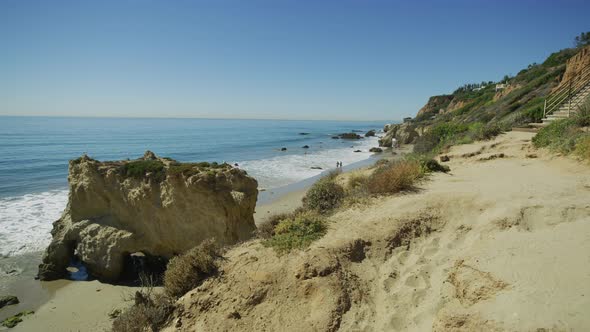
[369,147,383,153]
[0,296,19,309]
[354,150,362,152]
[339,133,362,139]
[298,132,310,135]
[281,147,287,151]
[38,152,258,282]
[365,130,376,137]
[378,123,420,147]
[331,136,340,139]
[302,145,310,149]
[440,155,450,162]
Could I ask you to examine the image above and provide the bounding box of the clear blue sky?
[0,0,588,121]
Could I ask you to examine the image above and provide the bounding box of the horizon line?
[0,114,400,123]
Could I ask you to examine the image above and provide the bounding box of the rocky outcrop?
[38,152,258,282]
[559,45,590,88]
[416,95,454,118]
[365,130,376,137]
[378,123,420,147]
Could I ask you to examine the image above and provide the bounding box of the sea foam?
[0,190,67,257]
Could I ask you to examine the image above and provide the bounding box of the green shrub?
[532,118,578,151]
[164,239,219,298]
[367,160,423,194]
[119,160,165,180]
[263,212,327,254]
[256,211,298,239]
[303,174,345,213]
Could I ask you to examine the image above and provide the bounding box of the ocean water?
[0,116,385,257]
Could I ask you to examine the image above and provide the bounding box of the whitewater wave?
[0,190,68,257]
[239,136,380,188]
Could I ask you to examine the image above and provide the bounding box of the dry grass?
[366,160,423,194]
[575,135,590,160]
[347,172,370,190]
[112,275,175,332]
[163,239,220,298]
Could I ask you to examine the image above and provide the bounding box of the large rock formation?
[378,122,420,147]
[38,152,258,282]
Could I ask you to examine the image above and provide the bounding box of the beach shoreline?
[1,149,398,330]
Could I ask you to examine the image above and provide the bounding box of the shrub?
[263,212,327,254]
[574,135,590,160]
[575,98,590,127]
[112,275,175,332]
[256,212,295,239]
[347,172,370,190]
[366,160,423,194]
[119,160,165,180]
[420,159,450,173]
[532,118,579,153]
[164,239,219,298]
[303,175,345,213]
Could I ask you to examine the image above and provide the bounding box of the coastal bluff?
[38,151,258,282]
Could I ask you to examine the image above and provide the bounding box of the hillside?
[159,132,590,331]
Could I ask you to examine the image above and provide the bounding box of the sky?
[0,0,589,121]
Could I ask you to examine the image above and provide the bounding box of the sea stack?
[38,152,258,282]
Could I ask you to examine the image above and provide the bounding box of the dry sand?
[164,131,590,331]
[8,133,590,331]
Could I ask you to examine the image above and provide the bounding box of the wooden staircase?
[527,62,590,129]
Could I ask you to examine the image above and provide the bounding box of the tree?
[575,32,590,48]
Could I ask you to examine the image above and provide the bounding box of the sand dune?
[165,131,590,331]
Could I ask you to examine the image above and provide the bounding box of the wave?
[0,190,68,257]
[239,136,380,188]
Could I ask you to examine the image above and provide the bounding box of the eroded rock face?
[378,123,420,147]
[559,45,590,88]
[38,152,258,282]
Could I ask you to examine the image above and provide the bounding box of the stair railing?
[544,61,590,117]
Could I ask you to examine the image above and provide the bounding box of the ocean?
[0,116,385,257]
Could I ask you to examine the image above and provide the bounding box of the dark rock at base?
[281,147,287,151]
[354,150,362,152]
[369,147,383,153]
[440,155,450,162]
[339,133,362,139]
[365,130,376,137]
[0,295,19,309]
[310,166,323,170]
[331,136,340,139]
[299,132,310,135]
[302,145,310,149]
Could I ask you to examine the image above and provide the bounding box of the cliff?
[38,152,258,282]
[558,45,590,88]
[415,95,454,119]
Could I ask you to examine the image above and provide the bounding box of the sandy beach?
[2,151,393,331]
[6,132,590,331]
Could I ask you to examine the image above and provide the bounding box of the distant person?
[392,138,398,148]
